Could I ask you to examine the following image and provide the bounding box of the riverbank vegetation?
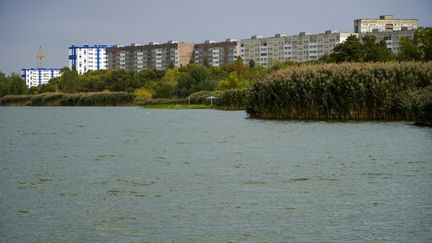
[0,92,134,106]
[246,62,432,124]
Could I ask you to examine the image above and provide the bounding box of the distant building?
[21,68,61,87]
[193,39,240,67]
[68,44,109,74]
[240,31,358,66]
[360,29,416,53]
[354,15,418,33]
[106,41,194,71]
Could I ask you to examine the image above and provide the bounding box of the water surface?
[1,107,431,242]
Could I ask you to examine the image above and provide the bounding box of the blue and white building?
[68,44,109,74]
[21,68,61,87]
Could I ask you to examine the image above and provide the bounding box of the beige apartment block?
[193,39,240,67]
[360,29,416,53]
[354,15,418,33]
[240,31,358,66]
[107,41,194,71]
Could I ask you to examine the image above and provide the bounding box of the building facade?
[68,44,109,74]
[354,15,418,33]
[193,39,240,67]
[21,68,61,87]
[240,31,358,66]
[360,29,416,53]
[106,41,194,71]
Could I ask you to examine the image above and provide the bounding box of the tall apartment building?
[360,29,416,53]
[240,31,358,66]
[106,41,194,71]
[193,39,240,67]
[68,44,109,74]
[354,15,418,33]
[21,68,61,87]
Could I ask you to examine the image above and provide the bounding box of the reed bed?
[246,62,432,122]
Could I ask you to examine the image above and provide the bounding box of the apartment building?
[359,29,416,53]
[193,39,240,67]
[240,31,358,66]
[21,68,61,87]
[354,15,418,33]
[68,44,109,74]
[106,41,194,71]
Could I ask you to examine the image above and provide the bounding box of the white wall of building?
[21,68,61,87]
[68,45,108,74]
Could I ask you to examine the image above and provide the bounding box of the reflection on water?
[0,107,431,242]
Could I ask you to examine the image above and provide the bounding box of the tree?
[223,57,248,76]
[155,69,179,98]
[361,35,393,62]
[415,27,432,61]
[398,37,422,61]
[203,59,210,68]
[398,27,432,61]
[218,71,245,90]
[329,35,363,62]
[8,73,28,95]
[60,69,80,93]
[176,65,211,97]
[328,35,393,62]
[248,59,256,69]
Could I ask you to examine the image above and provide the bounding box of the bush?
[215,88,250,110]
[28,93,63,106]
[59,92,134,106]
[0,95,32,106]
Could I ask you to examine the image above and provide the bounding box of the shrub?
[0,95,32,106]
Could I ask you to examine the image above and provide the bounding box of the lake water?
[0,107,431,242]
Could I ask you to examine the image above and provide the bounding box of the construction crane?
[37,46,45,68]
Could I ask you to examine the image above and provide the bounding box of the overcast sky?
[0,0,431,74]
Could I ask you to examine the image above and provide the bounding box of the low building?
[360,29,416,53]
[240,31,358,66]
[193,39,240,67]
[68,44,109,74]
[354,15,418,33]
[106,41,194,71]
[21,68,61,87]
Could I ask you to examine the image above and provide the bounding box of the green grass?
[140,103,211,109]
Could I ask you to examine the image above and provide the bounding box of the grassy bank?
[140,104,210,109]
[246,62,432,124]
[0,92,134,106]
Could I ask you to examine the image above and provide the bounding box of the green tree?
[398,27,432,61]
[8,73,28,95]
[155,69,179,98]
[361,35,393,62]
[398,37,422,61]
[176,64,211,97]
[223,57,247,76]
[415,27,432,61]
[60,69,80,93]
[249,59,256,69]
[218,71,245,90]
[328,35,393,62]
[329,35,363,62]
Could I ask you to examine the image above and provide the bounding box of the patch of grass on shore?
[140,103,211,109]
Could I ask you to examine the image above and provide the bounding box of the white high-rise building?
[21,68,61,87]
[68,44,109,74]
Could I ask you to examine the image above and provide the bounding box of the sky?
[0,0,431,74]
